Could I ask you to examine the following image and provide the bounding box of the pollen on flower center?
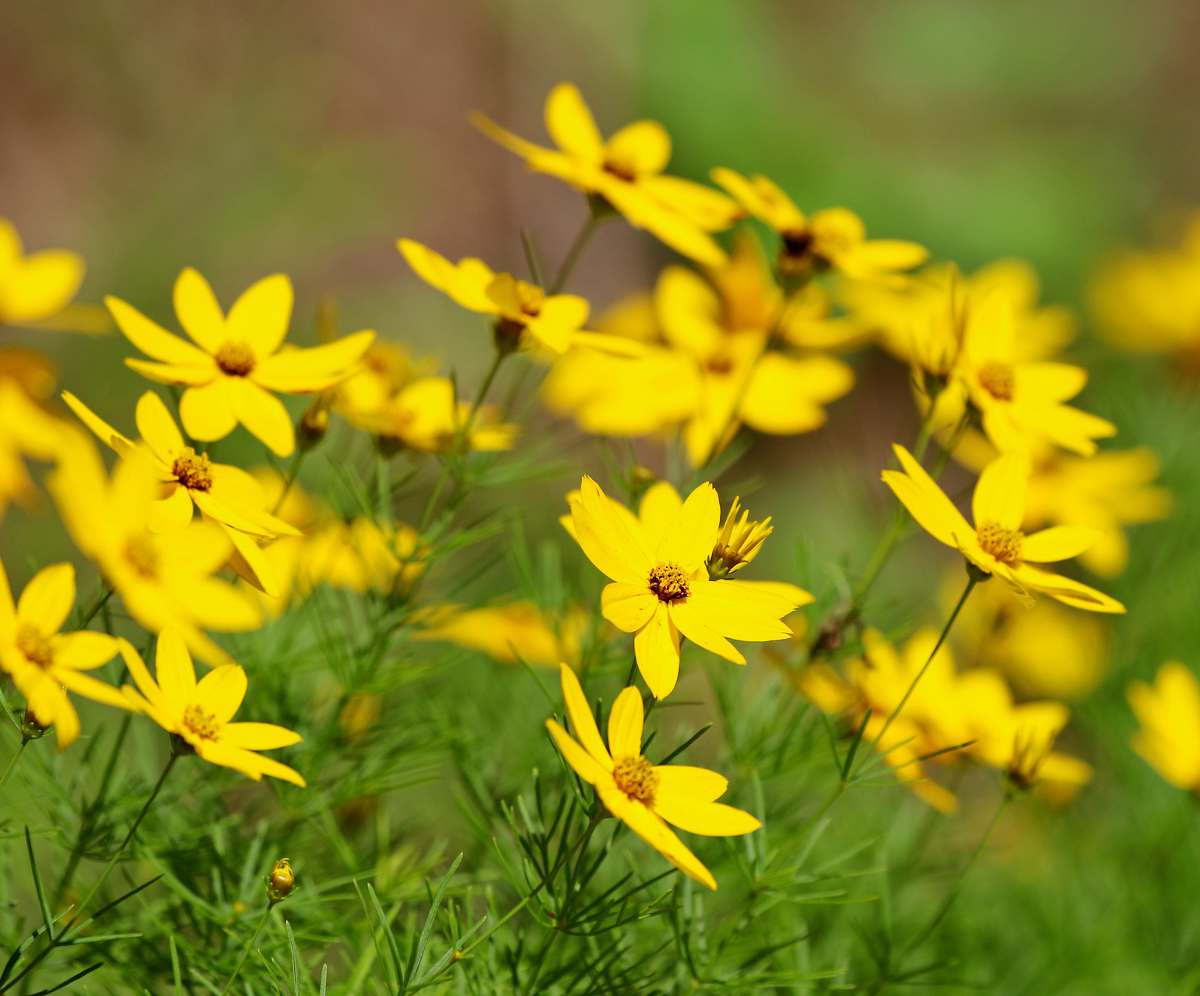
[16,624,53,668]
[172,447,213,490]
[977,521,1024,565]
[215,340,256,376]
[648,563,690,602]
[124,535,160,579]
[978,360,1015,401]
[182,703,222,740]
[612,755,658,804]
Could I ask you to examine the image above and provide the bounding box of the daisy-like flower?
[62,390,300,596]
[397,239,641,356]
[472,84,738,266]
[108,267,374,456]
[119,629,304,786]
[567,476,810,698]
[0,560,128,748]
[1127,661,1200,792]
[880,444,1124,613]
[415,601,588,669]
[545,664,759,890]
[48,434,260,666]
[0,218,85,326]
[711,169,926,284]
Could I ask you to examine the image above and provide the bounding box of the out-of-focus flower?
[0,379,67,521]
[545,664,759,890]
[566,476,809,698]
[1090,213,1200,366]
[48,435,260,666]
[120,630,305,786]
[473,83,737,266]
[0,560,127,748]
[109,267,373,456]
[0,218,85,326]
[1127,661,1200,791]
[882,445,1124,613]
[398,239,642,356]
[415,601,588,668]
[710,169,926,284]
[63,390,300,596]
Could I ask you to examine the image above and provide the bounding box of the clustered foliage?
[0,83,1194,994]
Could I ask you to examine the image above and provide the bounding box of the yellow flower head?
[545,664,759,890]
[48,434,261,666]
[62,390,301,597]
[472,84,738,266]
[120,629,305,786]
[415,600,588,669]
[1128,662,1200,792]
[707,497,772,579]
[108,267,374,456]
[0,560,128,749]
[710,169,927,284]
[0,218,85,326]
[881,444,1124,613]
[0,378,68,521]
[567,476,810,698]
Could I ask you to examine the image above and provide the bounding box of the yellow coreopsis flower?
[48,434,260,666]
[108,267,374,456]
[881,445,1124,613]
[545,664,759,890]
[567,477,810,698]
[710,169,926,283]
[119,630,305,786]
[62,390,301,596]
[397,239,640,356]
[415,601,589,668]
[0,379,67,521]
[0,560,128,748]
[0,218,85,326]
[472,83,738,266]
[1127,662,1200,792]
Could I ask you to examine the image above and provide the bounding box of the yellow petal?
[230,379,295,457]
[118,638,165,712]
[634,604,681,699]
[653,765,728,804]
[604,120,671,177]
[0,559,15,629]
[125,358,216,386]
[58,669,132,710]
[155,629,197,715]
[684,580,794,642]
[252,331,375,393]
[107,296,212,365]
[597,784,716,890]
[149,486,195,532]
[545,83,604,162]
[17,562,75,632]
[221,523,280,597]
[222,721,301,750]
[225,274,293,356]
[607,686,644,758]
[570,476,653,583]
[3,250,85,324]
[637,481,683,538]
[558,662,610,766]
[972,452,1028,530]
[658,481,719,570]
[1011,565,1125,614]
[545,718,608,785]
[668,599,746,665]
[397,239,496,314]
[135,391,185,461]
[51,631,118,670]
[61,391,137,455]
[1020,526,1096,563]
[195,663,248,723]
[196,739,305,786]
[180,380,238,442]
[602,181,727,267]
[653,797,761,837]
[173,267,227,352]
[469,111,553,162]
[600,582,657,634]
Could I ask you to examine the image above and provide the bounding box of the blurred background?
[4,1,1200,990]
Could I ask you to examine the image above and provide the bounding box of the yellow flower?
[300,517,424,597]
[120,630,304,786]
[472,83,737,266]
[710,169,926,283]
[567,477,810,698]
[881,444,1124,613]
[62,390,301,596]
[342,375,516,454]
[415,601,588,668]
[0,378,67,521]
[397,239,641,356]
[47,435,260,666]
[707,497,772,579]
[545,664,759,890]
[0,218,85,326]
[1127,662,1200,791]
[0,560,128,748]
[108,267,374,456]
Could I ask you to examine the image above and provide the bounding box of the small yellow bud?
[707,497,773,579]
[266,858,296,905]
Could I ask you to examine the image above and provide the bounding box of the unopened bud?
[266,858,296,905]
[20,709,48,743]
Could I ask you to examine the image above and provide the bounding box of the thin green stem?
[272,448,309,515]
[76,586,114,630]
[219,904,272,996]
[0,742,25,793]
[549,213,599,294]
[459,349,507,447]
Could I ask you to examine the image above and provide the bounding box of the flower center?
[182,703,221,740]
[124,535,160,579]
[215,340,256,376]
[16,624,53,668]
[172,447,213,491]
[612,755,658,804]
[977,521,1023,565]
[602,158,637,183]
[648,563,690,603]
[978,360,1015,401]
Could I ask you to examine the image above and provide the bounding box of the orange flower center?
[182,703,221,740]
[978,361,1015,401]
[215,340,256,376]
[124,535,160,579]
[648,563,690,603]
[977,522,1023,565]
[172,447,213,491]
[16,624,53,668]
[612,755,658,804]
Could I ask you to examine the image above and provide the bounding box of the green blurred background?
[4,1,1200,991]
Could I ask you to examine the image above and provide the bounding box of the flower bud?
[266,858,296,905]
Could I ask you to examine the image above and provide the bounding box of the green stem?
[549,213,599,294]
[219,904,272,995]
[76,586,114,630]
[0,742,25,793]
[272,448,309,515]
[458,349,507,448]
